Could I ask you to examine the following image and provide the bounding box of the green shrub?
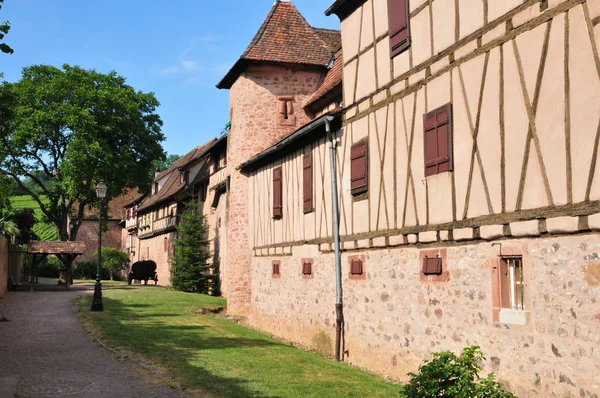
[37,255,60,277]
[74,260,109,280]
[92,247,129,281]
[402,346,516,398]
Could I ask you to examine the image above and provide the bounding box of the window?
[422,255,442,275]
[302,258,313,279]
[424,104,453,177]
[348,255,366,280]
[303,152,313,213]
[500,257,524,310]
[388,0,410,57]
[350,141,368,195]
[492,252,528,324]
[419,249,449,282]
[272,260,281,278]
[180,170,190,185]
[164,236,168,252]
[154,182,158,195]
[126,208,131,220]
[273,166,283,218]
[277,96,296,126]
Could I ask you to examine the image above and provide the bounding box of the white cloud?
[152,35,222,78]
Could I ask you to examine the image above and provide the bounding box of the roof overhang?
[238,110,342,172]
[325,0,367,20]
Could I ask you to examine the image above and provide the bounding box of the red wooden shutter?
[303,153,313,214]
[424,103,453,177]
[423,256,442,275]
[273,166,283,218]
[302,261,312,275]
[351,141,368,195]
[350,258,363,275]
[388,0,410,57]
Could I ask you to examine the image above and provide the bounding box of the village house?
[219,0,600,395]
[123,139,216,285]
[216,0,342,314]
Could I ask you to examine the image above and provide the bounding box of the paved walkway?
[0,285,186,398]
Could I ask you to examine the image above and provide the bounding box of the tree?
[0,0,14,55]
[93,247,129,280]
[12,208,36,244]
[150,153,180,179]
[0,174,13,220]
[0,64,165,248]
[170,199,212,293]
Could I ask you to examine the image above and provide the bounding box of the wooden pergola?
[27,241,86,291]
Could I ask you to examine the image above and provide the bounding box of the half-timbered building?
[225,0,600,395]
[123,139,215,285]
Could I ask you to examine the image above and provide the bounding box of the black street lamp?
[91,181,107,312]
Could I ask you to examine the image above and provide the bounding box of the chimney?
[154,166,160,178]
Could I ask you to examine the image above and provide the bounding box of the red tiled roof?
[313,28,342,53]
[82,190,142,220]
[28,240,86,254]
[217,1,341,89]
[304,50,343,110]
[137,139,215,212]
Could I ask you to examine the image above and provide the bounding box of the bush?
[92,247,129,280]
[402,346,516,398]
[37,255,60,278]
[74,260,109,280]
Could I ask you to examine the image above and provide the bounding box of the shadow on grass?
[86,296,283,398]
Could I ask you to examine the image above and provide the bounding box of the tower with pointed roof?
[217,0,340,314]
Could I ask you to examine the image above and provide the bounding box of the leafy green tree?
[170,200,212,293]
[0,64,165,247]
[150,153,180,179]
[0,219,17,236]
[0,0,14,55]
[402,346,515,397]
[0,174,13,220]
[92,247,129,280]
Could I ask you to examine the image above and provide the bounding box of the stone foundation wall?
[137,231,175,286]
[249,233,600,397]
[74,219,122,265]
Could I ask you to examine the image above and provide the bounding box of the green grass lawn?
[77,288,400,398]
[72,279,128,287]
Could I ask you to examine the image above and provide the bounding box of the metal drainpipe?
[326,119,344,362]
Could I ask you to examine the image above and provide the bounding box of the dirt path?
[0,287,186,398]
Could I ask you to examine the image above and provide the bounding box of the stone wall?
[226,64,324,314]
[249,233,600,396]
[137,231,175,286]
[74,219,122,265]
[0,236,7,297]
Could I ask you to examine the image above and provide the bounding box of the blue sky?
[1,0,340,157]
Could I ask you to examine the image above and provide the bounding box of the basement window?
[348,255,366,280]
[302,258,313,279]
[492,254,528,325]
[272,260,281,278]
[500,257,524,311]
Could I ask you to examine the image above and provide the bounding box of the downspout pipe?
[326,119,344,361]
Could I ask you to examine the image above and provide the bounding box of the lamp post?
[91,181,107,312]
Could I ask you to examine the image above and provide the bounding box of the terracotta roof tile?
[304,50,343,110]
[217,1,341,89]
[28,240,86,254]
[137,139,215,212]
